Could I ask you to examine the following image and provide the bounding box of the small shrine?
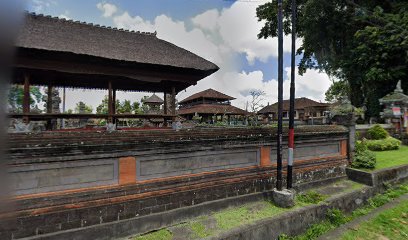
[143,93,164,114]
[379,80,408,134]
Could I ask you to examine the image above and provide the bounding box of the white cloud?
[191,9,219,32]
[58,14,70,20]
[89,1,331,112]
[96,2,118,18]
[32,0,56,12]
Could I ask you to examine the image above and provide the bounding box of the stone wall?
[1,126,349,239]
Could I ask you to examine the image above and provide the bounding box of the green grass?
[373,145,408,170]
[213,191,324,232]
[296,191,327,204]
[214,201,291,230]
[190,221,211,238]
[133,229,172,240]
[279,183,408,240]
[340,200,408,240]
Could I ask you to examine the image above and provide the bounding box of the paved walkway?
[317,193,408,240]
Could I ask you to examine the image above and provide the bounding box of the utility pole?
[287,0,296,189]
[276,0,283,191]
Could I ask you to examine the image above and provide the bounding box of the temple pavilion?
[142,94,164,114]
[380,80,408,134]
[10,12,218,130]
[178,88,248,123]
[258,97,330,124]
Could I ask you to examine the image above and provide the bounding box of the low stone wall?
[206,184,385,240]
[0,126,349,239]
[346,164,408,186]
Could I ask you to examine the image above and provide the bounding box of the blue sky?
[25,0,331,110]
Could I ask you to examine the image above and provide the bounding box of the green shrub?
[366,137,401,151]
[327,208,348,226]
[352,150,376,169]
[296,191,326,204]
[366,124,389,140]
[352,140,376,169]
[355,140,368,152]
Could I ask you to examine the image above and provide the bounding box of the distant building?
[143,93,164,114]
[178,88,248,122]
[258,97,329,123]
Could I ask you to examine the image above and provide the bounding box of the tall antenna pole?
[276,0,284,191]
[287,0,296,189]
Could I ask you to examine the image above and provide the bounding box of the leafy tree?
[325,80,350,103]
[117,100,132,114]
[256,0,408,118]
[8,85,43,113]
[96,96,119,114]
[132,101,142,114]
[96,96,143,114]
[74,101,93,113]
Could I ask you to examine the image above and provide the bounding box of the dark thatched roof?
[258,97,329,114]
[179,89,235,104]
[143,94,164,104]
[178,104,248,116]
[16,13,219,72]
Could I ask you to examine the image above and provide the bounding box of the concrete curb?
[346,164,408,186]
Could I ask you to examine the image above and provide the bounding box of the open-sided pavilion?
[10,12,218,128]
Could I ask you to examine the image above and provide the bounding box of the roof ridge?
[26,11,158,37]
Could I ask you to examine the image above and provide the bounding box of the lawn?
[373,145,408,170]
[340,200,408,240]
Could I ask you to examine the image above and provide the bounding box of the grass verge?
[373,145,408,170]
[340,200,408,240]
[133,229,172,240]
[279,183,408,240]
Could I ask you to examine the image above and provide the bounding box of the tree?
[96,96,120,114]
[117,100,132,114]
[132,101,142,114]
[325,80,350,103]
[256,0,408,118]
[249,90,266,114]
[7,85,43,113]
[74,101,93,113]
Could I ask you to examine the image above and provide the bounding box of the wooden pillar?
[171,87,176,116]
[23,74,30,123]
[163,92,168,115]
[112,89,116,114]
[108,81,113,123]
[46,84,53,130]
[112,88,116,124]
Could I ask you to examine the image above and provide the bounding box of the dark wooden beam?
[9,113,176,120]
[23,74,30,123]
[108,80,113,123]
[112,89,116,115]
[46,84,53,130]
[47,85,52,113]
[171,87,176,117]
[163,92,168,115]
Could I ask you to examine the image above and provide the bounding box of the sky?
[25,0,332,111]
